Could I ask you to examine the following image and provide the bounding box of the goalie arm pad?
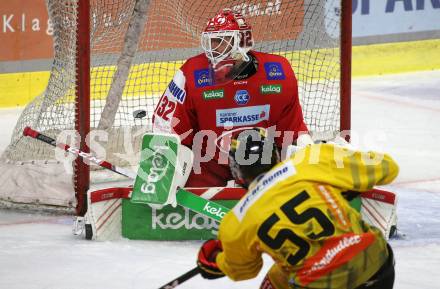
[285,134,355,160]
[283,133,313,159]
[296,133,314,147]
[171,144,194,196]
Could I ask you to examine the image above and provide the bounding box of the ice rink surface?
[1,70,440,289]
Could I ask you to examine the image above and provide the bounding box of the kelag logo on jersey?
[264,62,285,80]
[194,69,213,87]
[168,80,186,103]
[203,89,224,100]
[216,105,270,127]
[261,84,282,94]
[234,90,250,105]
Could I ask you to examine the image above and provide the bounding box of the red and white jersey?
[153,51,308,187]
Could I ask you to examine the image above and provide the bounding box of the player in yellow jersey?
[196,129,397,289]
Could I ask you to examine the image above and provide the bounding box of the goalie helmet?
[228,128,280,188]
[201,8,253,73]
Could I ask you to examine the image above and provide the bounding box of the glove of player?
[197,239,225,279]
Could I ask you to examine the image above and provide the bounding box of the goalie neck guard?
[228,128,280,188]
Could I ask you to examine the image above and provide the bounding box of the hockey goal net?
[0,0,351,214]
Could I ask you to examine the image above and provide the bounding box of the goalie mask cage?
[0,0,351,215]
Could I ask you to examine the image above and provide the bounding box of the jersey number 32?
[155,95,176,121]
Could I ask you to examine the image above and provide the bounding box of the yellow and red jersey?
[152,51,307,187]
[216,144,399,289]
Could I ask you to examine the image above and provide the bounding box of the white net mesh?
[0,0,345,211]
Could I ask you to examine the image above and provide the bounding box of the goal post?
[76,0,91,216]
[0,0,352,214]
[340,0,352,137]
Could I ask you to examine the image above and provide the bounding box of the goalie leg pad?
[73,187,130,241]
[360,189,397,240]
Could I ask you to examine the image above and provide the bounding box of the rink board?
[121,187,361,241]
[122,188,243,240]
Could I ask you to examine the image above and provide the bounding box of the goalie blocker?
[130,132,194,207]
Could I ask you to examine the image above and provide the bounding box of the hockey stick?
[158,266,200,289]
[22,127,230,221]
[23,127,137,178]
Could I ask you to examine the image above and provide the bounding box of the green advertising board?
[122,199,237,240]
[121,194,361,240]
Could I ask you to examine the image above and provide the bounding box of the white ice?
[1,70,440,289]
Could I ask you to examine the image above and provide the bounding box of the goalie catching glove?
[197,239,225,279]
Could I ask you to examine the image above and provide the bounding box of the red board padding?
[361,189,396,205]
[90,187,395,205]
[90,187,132,203]
[90,187,247,204]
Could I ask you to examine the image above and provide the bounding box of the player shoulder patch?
[194,68,213,87]
[168,80,186,103]
[167,70,186,103]
[264,62,285,80]
[233,161,296,221]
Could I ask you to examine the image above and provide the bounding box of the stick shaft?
[23,126,136,179]
[158,267,199,289]
[23,127,231,221]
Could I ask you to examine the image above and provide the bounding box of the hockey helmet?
[228,128,280,188]
[201,9,254,83]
